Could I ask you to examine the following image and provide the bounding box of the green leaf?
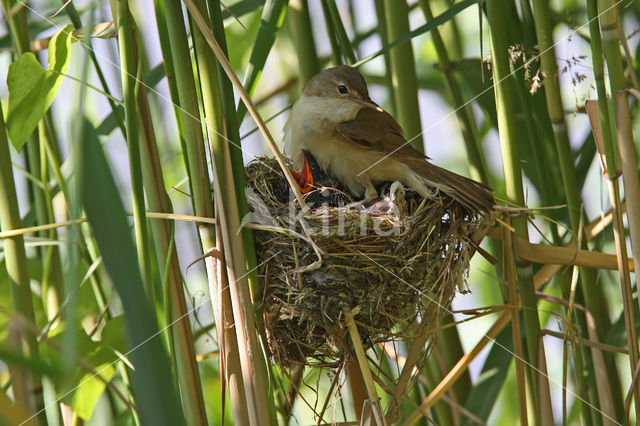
[41,323,119,421]
[47,25,74,72]
[78,116,184,425]
[451,58,498,126]
[222,0,266,20]
[6,25,73,150]
[71,363,115,420]
[354,0,475,67]
[460,325,514,425]
[236,0,288,122]
[101,316,129,354]
[64,331,117,420]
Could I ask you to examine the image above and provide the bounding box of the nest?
[245,157,493,367]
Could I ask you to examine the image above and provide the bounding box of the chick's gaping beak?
[350,96,384,112]
[290,155,314,194]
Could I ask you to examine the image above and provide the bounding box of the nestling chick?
[283,65,494,213]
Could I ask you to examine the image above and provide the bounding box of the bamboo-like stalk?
[62,0,126,136]
[205,0,264,311]
[602,21,640,322]
[322,0,357,64]
[136,77,209,425]
[184,0,307,209]
[345,357,367,421]
[501,231,635,271]
[345,310,386,426]
[403,313,512,426]
[288,0,321,84]
[382,0,423,152]
[596,0,640,418]
[37,121,63,327]
[485,0,553,422]
[190,0,254,422]
[212,220,250,425]
[209,126,273,426]
[116,0,154,297]
[178,3,282,423]
[320,0,345,66]
[530,0,585,230]
[585,2,627,419]
[157,0,248,423]
[615,90,640,300]
[529,2,610,385]
[529,9,625,417]
[0,1,49,418]
[204,3,278,422]
[434,315,471,406]
[372,0,396,116]
[0,103,37,417]
[157,0,216,252]
[418,2,490,406]
[37,119,65,425]
[504,223,528,425]
[598,0,628,93]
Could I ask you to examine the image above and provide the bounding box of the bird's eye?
[337,85,348,94]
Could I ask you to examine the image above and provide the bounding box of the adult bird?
[283,65,494,213]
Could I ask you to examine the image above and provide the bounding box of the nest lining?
[246,157,493,367]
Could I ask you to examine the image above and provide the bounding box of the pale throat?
[283,94,366,170]
[293,94,364,125]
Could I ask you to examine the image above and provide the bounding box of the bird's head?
[301,65,383,113]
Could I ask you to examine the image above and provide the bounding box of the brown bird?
[283,65,494,213]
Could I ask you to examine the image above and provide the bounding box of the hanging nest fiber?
[245,157,494,367]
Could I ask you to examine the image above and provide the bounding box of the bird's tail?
[405,159,495,213]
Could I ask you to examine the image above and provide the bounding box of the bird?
[283,65,494,213]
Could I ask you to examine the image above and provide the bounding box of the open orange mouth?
[290,156,314,194]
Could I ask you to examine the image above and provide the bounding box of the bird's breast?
[283,95,408,197]
[283,95,363,163]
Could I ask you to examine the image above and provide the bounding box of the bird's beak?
[350,96,384,112]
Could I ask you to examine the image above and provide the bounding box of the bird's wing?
[335,108,429,160]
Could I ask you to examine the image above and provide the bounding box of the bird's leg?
[346,179,379,210]
[361,181,379,204]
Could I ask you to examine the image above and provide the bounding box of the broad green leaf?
[6,25,73,150]
[71,363,115,420]
[40,323,119,421]
[101,316,129,354]
[78,116,184,425]
[461,325,514,425]
[63,331,117,421]
[451,59,497,126]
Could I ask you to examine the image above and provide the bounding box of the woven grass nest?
[245,157,494,368]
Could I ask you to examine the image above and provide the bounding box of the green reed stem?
[382,0,423,152]
[486,1,554,422]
